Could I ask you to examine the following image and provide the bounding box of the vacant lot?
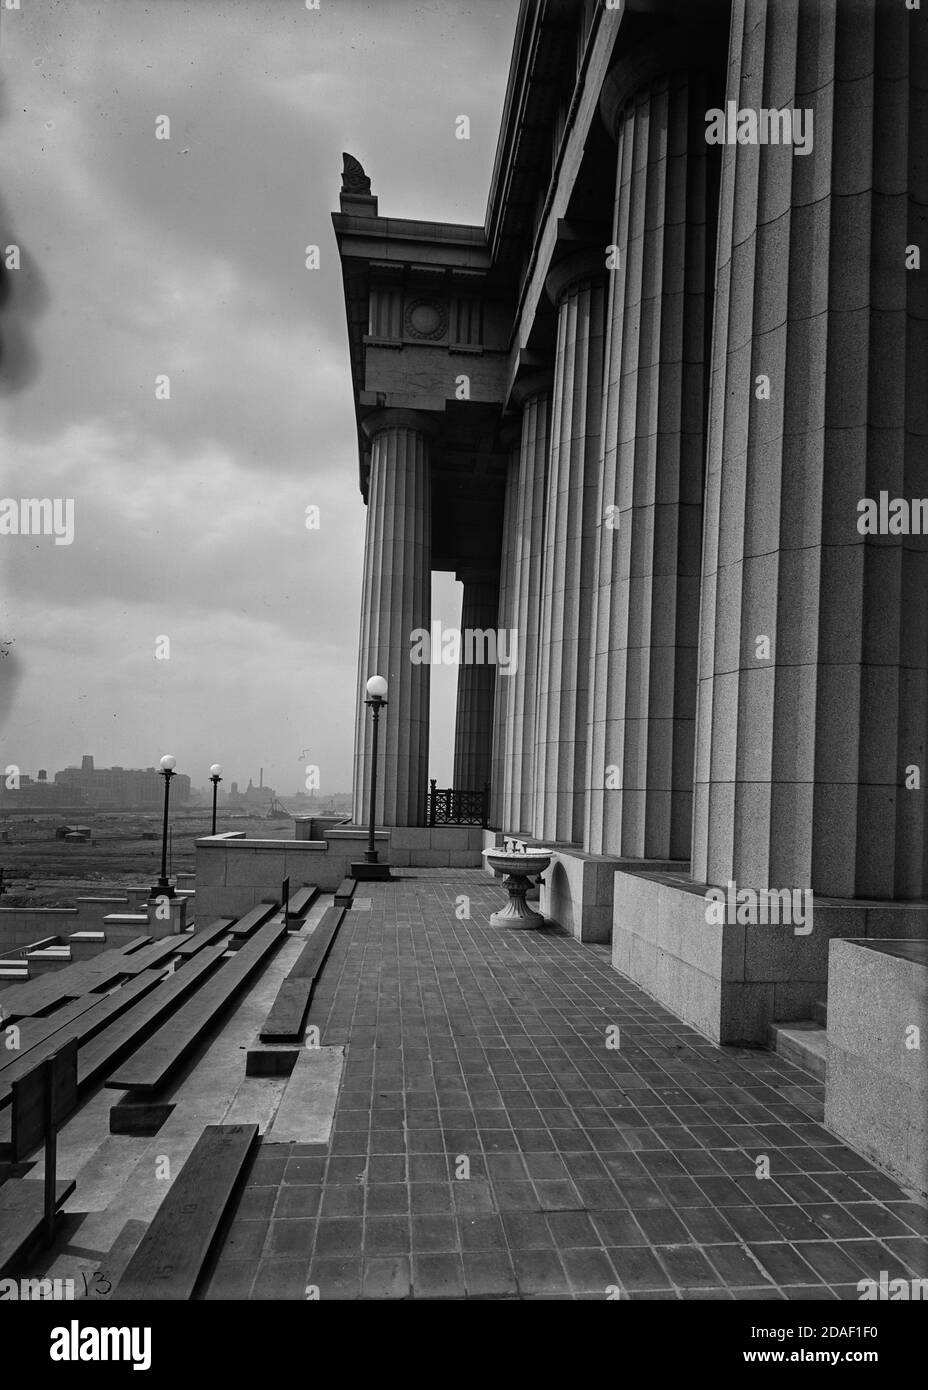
[0,811,286,905]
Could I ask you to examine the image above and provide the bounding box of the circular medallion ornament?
[404,298,447,341]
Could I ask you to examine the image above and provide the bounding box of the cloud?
[0,0,519,791]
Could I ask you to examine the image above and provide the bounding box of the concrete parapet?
[825,939,928,1199]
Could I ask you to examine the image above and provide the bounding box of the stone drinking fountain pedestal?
[482,845,553,927]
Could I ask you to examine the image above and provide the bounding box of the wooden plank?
[0,1178,76,1276]
[0,972,166,1112]
[78,946,227,1091]
[285,886,319,920]
[0,975,81,1023]
[227,901,278,944]
[119,935,153,954]
[107,919,287,1094]
[253,907,344,1050]
[109,1125,258,1300]
[113,937,185,974]
[333,878,356,906]
[5,932,160,1012]
[288,907,344,983]
[0,995,101,1074]
[172,919,234,958]
[258,979,312,1043]
[0,945,138,1020]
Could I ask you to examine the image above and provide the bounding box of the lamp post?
[209,764,223,835]
[151,754,177,899]
[352,674,392,881]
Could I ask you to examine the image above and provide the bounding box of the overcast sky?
[0,0,518,799]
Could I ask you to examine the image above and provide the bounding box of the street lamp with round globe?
[209,764,224,835]
[152,755,178,899]
[361,674,390,876]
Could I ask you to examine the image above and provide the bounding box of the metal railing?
[427,781,490,828]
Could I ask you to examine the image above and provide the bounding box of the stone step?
[812,998,827,1028]
[767,1019,827,1081]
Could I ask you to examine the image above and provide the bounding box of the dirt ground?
[0,811,285,905]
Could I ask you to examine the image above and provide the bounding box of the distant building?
[0,773,73,808]
[51,756,192,809]
[226,775,275,810]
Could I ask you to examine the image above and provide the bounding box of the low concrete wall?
[69,931,107,962]
[0,891,160,947]
[0,906,77,947]
[544,851,683,944]
[613,869,928,1044]
[825,939,928,1198]
[389,826,484,868]
[294,815,351,841]
[195,830,384,920]
[26,947,72,975]
[196,822,486,919]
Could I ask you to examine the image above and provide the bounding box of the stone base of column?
[612,870,928,1044]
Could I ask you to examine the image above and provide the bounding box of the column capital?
[544,248,607,308]
[510,369,554,409]
[599,30,716,140]
[361,407,440,441]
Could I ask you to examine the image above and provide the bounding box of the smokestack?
[259,767,263,788]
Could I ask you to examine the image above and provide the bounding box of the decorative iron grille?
[427,781,490,828]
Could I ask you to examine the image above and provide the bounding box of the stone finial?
[341,152,372,195]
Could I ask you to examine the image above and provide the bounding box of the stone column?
[585,58,717,860]
[692,0,928,899]
[352,409,434,828]
[453,574,500,792]
[534,252,607,844]
[505,375,552,834]
[489,435,520,828]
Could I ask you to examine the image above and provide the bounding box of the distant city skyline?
[0,749,356,809]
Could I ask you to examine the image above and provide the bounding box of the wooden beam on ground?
[258,980,313,1044]
[77,945,227,1091]
[285,886,319,921]
[106,918,287,1096]
[226,902,279,952]
[0,970,167,1115]
[172,919,234,958]
[333,878,356,906]
[107,1125,258,1300]
[288,906,344,983]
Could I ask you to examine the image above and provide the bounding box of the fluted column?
[505,375,552,834]
[352,409,434,828]
[693,0,928,898]
[585,59,717,859]
[490,437,520,827]
[453,575,500,791]
[534,252,607,843]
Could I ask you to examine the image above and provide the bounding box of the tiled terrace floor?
[203,872,928,1300]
